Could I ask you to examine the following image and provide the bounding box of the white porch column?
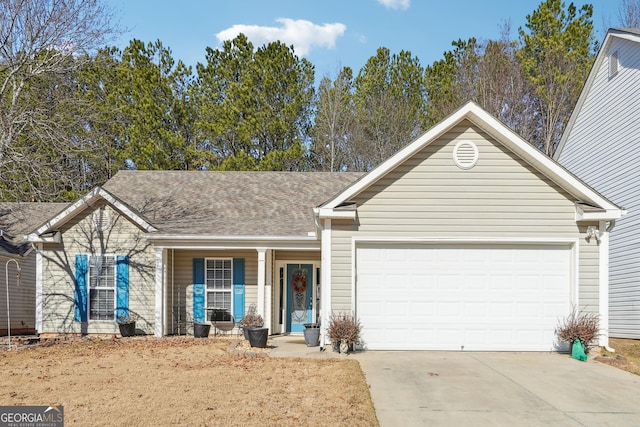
[264,249,273,333]
[320,219,332,347]
[257,248,267,320]
[154,248,166,337]
[598,221,610,348]
[35,243,43,334]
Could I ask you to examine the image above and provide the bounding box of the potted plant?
[327,312,362,354]
[193,320,211,338]
[303,323,321,347]
[116,312,139,337]
[238,304,264,340]
[555,307,600,360]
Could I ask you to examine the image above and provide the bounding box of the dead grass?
[0,336,378,426]
[594,338,640,376]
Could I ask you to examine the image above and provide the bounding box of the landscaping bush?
[555,307,600,353]
[328,312,362,349]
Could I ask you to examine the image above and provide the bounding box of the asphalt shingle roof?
[0,202,68,254]
[102,170,364,237]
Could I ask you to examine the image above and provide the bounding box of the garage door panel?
[356,244,571,351]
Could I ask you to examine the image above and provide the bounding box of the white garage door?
[356,244,572,351]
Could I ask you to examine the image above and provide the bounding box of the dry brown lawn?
[595,337,640,376]
[1,336,379,426]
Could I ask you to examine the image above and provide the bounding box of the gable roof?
[0,202,67,255]
[320,101,623,220]
[554,28,640,159]
[27,187,157,242]
[100,171,364,237]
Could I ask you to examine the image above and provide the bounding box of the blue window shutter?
[74,254,88,322]
[233,258,245,322]
[115,256,129,321]
[193,258,205,323]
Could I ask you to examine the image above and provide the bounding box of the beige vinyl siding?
[558,35,640,338]
[168,249,258,334]
[331,121,598,312]
[274,251,320,262]
[41,203,155,335]
[0,254,36,335]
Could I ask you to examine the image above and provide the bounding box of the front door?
[286,264,313,333]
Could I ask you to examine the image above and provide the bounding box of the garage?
[356,243,573,351]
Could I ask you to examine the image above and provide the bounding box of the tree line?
[0,0,636,202]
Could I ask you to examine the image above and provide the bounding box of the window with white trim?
[205,258,232,311]
[89,255,116,320]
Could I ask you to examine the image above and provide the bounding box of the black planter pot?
[303,324,320,347]
[242,327,250,340]
[193,322,211,338]
[247,327,269,348]
[118,322,136,337]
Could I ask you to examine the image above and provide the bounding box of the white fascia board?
[24,231,61,244]
[321,104,466,209]
[26,187,156,241]
[576,207,627,221]
[315,208,357,220]
[321,101,621,216]
[464,106,623,215]
[145,234,321,250]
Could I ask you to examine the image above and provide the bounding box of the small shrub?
[555,307,600,353]
[327,312,362,347]
[116,312,139,324]
[238,304,263,328]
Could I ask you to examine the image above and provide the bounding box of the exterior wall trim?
[35,243,43,334]
[154,248,165,337]
[320,219,332,348]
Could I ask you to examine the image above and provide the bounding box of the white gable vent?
[453,140,479,169]
[93,208,111,232]
[609,51,619,78]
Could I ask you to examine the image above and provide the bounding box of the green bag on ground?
[571,339,587,362]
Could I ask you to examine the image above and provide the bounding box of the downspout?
[171,249,174,335]
[600,220,615,353]
[31,243,43,335]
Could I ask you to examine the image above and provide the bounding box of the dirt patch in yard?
[594,338,640,376]
[1,336,378,426]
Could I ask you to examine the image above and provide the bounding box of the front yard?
[595,338,640,376]
[1,337,378,426]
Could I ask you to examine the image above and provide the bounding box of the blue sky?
[105,0,623,79]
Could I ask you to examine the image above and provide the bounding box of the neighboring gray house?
[555,28,640,339]
[0,202,66,336]
[27,102,623,351]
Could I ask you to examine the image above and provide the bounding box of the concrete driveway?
[354,351,640,427]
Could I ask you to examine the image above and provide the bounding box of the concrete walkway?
[268,336,640,426]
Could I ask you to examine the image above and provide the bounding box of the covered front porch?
[151,242,323,339]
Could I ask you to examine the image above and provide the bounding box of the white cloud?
[215,18,346,56]
[377,0,410,10]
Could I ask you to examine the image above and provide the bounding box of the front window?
[89,255,116,320]
[205,258,232,312]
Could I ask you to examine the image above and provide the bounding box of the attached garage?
[317,102,624,352]
[356,243,574,351]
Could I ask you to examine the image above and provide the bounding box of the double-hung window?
[205,258,232,311]
[88,255,116,320]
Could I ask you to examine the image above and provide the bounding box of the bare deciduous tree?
[0,0,116,201]
[619,0,640,27]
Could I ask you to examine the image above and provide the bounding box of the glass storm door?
[286,264,313,333]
